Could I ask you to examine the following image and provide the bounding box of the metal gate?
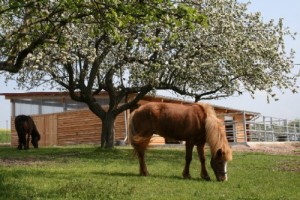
[219,113,300,144]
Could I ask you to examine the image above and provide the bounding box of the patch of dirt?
[0,158,42,166]
[233,143,300,172]
[277,160,300,172]
[232,142,300,155]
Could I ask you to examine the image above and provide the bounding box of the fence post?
[271,117,275,142]
[12,100,16,118]
[38,99,42,115]
[294,123,297,141]
[285,119,289,141]
[263,116,266,142]
[242,112,247,144]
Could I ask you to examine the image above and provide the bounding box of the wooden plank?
[149,135,166,145]
[234,115,246,143]
[10,117,18,147]
[57,109,126,145]
[33,116,45,146]
[44,114,58,146]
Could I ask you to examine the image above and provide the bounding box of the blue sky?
[210,0,300,120]
[1,0,300,128]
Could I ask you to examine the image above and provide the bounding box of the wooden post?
[271,117,275,142]
[263,116,266,142]
[285,119,289,142]
[242,112,247,144]
[38,99,42,115]
[11,99,16,118]
[124,110,128,142]
[294,122,297,141]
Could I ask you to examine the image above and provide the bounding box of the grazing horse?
[129,102,232,181]
[15,115,41,150]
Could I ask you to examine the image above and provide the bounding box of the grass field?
[0,129,10,143]
[0,145,299,200]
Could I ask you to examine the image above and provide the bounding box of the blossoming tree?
[0,0,298,148]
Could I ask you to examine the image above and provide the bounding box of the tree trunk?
[101,113,116,148]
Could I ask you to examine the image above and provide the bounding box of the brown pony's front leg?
[182,141,194,179]
[197,143,211,181]
[18,131,26,150]
[25,131,30,150]
[17,135,23,150]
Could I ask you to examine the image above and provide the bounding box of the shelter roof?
[1,91,260,117]
[0,91,107,99]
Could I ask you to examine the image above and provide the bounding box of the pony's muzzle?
[210,159,228,182]
[217,175,227,181]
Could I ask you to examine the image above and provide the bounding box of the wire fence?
[246,116,300,142]
[223,115,300,143]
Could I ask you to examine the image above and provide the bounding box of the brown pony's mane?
[198,103,232,161]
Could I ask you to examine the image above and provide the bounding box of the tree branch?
[115,84,153,115]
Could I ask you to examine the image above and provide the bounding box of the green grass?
[0,129,11,143]
[0,145,299,200]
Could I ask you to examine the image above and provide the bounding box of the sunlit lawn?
[0,145,299,200]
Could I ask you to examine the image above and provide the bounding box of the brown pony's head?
[210,144,232,181]
[204,109,232,181]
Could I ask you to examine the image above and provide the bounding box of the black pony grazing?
[15,115,41,150]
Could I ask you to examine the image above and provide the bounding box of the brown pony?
[15,115,41,150]
[129,102,232,181]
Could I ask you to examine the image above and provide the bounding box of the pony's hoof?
[183,174,191,179]
[140,171,149,176]
[201,175,211,181]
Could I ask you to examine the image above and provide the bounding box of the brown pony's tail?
[128,110,151,153]
[200,103,232,161]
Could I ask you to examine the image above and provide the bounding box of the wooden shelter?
[1,92,260,147]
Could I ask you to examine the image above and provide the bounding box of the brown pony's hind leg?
[197,143,211,181]
[137,150,149,176]
[182,141,194,179]
[132,137,151,176]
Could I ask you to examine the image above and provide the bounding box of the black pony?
[15,115,41,150]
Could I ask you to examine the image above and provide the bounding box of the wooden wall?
[11,109,126,147]
[11,103,251,147]
[234,115,246,143]
[217,113,250,143]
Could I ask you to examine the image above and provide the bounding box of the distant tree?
[1,0,298,148]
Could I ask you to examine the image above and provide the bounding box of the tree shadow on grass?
[90,170,208,182]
